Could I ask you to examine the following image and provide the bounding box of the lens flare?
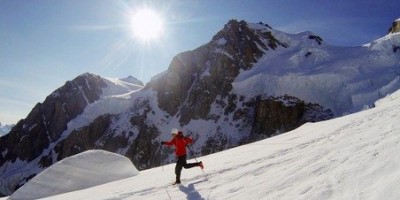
[130,9,164,41]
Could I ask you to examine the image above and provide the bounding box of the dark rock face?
[200,95,333,154]
[0,73,107,194]
[309,35,323,45]
[55,114,112,161]
[148,20,288,125]
[54,97,162,171]
[0,73,106,161]
[388,20,400,34]
[249,95,333,141]
[393,45,400,53]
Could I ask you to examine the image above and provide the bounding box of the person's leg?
[175,156,185,183]
[182,155,202,169]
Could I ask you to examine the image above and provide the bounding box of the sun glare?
[130,9,164,41]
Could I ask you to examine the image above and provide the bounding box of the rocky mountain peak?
[149,19,282,120]
[120,76,144,86]
[388,18,400,34]
[0,73,109,195]
[210,19,288,70]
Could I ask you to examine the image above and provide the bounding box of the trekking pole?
[159,139,165,171]
[187,145,207,177]
[187,145,199,163]
[161,145,164,171]
[185,132,199,161]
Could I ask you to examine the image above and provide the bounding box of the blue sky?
[1,0,399,124]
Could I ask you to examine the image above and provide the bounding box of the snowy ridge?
[369,32,400,57]
[1,88,398,200]
[63,76,143,137]
[233,22,400,115]
[101,76,143,98]
[0,123,13,137]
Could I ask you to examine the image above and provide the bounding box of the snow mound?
[9,150,139,200]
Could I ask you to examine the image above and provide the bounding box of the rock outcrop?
[388,18,400,34]
[148,20,288,125]
[0,73,108,194]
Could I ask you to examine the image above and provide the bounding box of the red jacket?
[164,135,193,156]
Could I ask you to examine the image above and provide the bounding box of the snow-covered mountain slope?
[0,73,144,196]
[63,75,143,134]
[3,88,398,200]
[232,23,400,115]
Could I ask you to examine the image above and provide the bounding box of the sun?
[130,9,164,42]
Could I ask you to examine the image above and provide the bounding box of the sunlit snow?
[8,150,138,200]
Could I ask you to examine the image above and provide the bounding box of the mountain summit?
[1,18,400,196]
[0,123,13,137]
[388,18,400,34]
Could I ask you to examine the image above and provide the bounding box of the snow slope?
[233,24,400,115]
[2,88,399,200]
[9,150,138,200]
[63,76,143,135]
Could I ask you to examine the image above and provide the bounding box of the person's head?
[171,128,179,137]
[171,128,184,138]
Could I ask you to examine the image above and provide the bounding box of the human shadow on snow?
[178,180,207,200]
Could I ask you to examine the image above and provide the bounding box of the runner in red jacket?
[161,128,204,185]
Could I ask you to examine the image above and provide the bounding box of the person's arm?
[184,137,193,145]
[162,138,175,146]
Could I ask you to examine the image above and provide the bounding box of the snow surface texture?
[232,23,400,115]
[2,89,399,199]
[8,150,139,200]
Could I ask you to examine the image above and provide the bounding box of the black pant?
[175,154,199,183]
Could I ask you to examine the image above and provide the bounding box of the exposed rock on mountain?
[148,20,289,125]
[0,73,142,195]
[200,95,333,155]
[249,95,333,140]
[388,18,400,34]
[1,73,106,162]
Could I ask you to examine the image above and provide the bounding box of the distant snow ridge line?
[9,150,139,200]
[64,78,143,138]
[233,20,400,115]
[101,76,143,98]
[0,123,13,137]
